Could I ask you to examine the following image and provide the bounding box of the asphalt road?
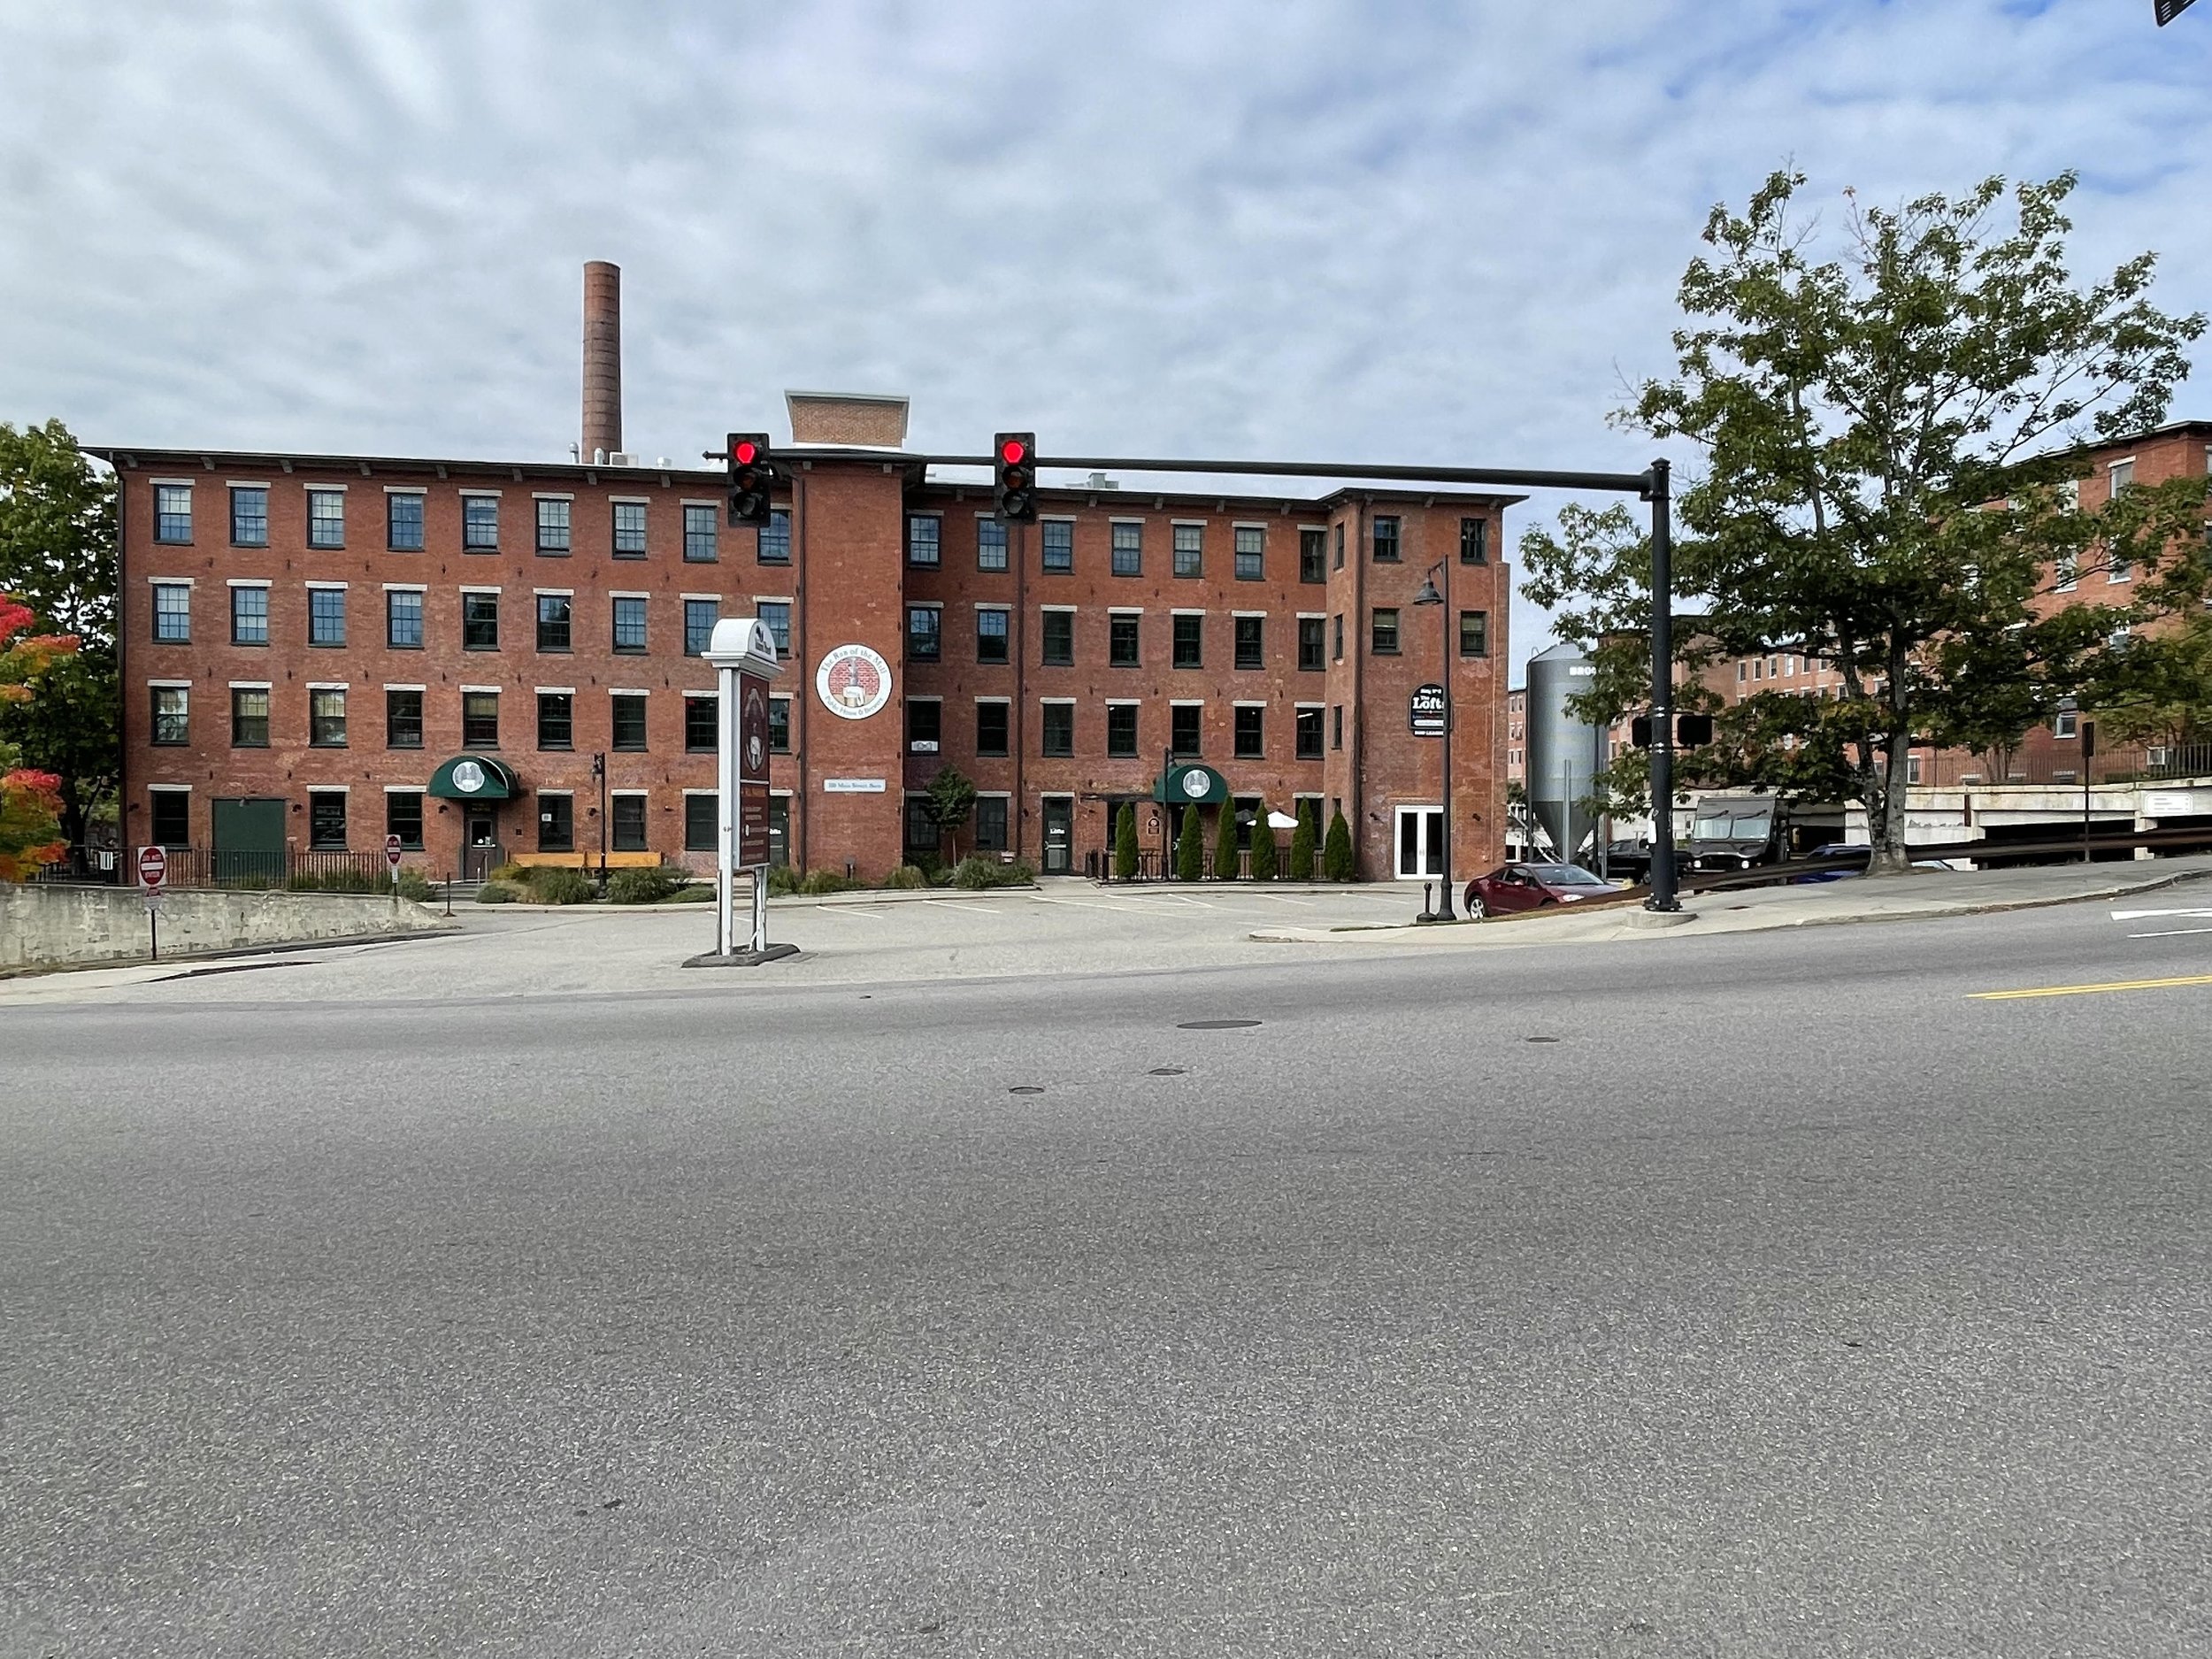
[5,900,2210,1656]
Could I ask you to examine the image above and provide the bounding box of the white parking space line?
[1035,896,1159,914]
[2128,926,2212,939]
[809,906,888,923]
[2112,907,2212,921]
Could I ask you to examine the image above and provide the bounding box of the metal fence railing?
[1087,847,1325,882]
[82,846,399,892]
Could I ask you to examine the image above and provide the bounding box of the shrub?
[1249,807,1279,882]
[1323,808,1356,881]
[396,869,435,902]
[1213,801,1240,880]
[474,881,518,904]
[607,865,682,905]
[657,883,714,902]
[488,862,528,886]
[528,867,595,905]
[1002,858,1036,886]
[950,855,1036,890]
[883,864,928,890]
[765,864,799,897]
[1288,800,1317,882]
[800,867,857,896]
[1175,804,1204,881]
[1113,803,1139,880]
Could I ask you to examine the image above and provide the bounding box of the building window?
[976,701,1009,757]
[231,687,269,748]
[976,608,1010,664]
[757,508,790,565]
[758,601,791,659]
[612,595,647,654]
[1295,707,1323,759]
[1300,528,1325,584]
[1460,518,1488,565]
[310,687,347,747]
[1041,520,1073,573]
[1371,608,1400,655]
[681,500,717,566]
[2109,550,2132,585]
[1234,705,1263,758]
[2052,703,2078,740]
[1372,516,1400,562]
[387,589,424,649]
[1332,704,1343,750]
[905,795,938,855]
[1234,616,1263,670]
[1106,703,1139,757]
[1333,613,1344,661]
[1171,703,1202,756]
[154,484,193,544]
[611,692,648,752]
[537,594,572,652]
[2109,458,2135,494]
[1041,610,1074,665]
[2055,555,2078,593]
[150,790,190,847]
[974,797,1009,852]
[309,792,348,849]
[386,790,424,849]
[684,695,717,752]
[388,494,426,551]
[683,598,717,656]
[1458,610,1488,658]
[463,495,499,550]
[464,592,499,650]
[1907,753,1924,786]
[1041,701,1075,757]
[978,518,1008,572]
[907,514,941,567]
[603,500,644,559]
[228,487,265,547]
[386,688,423,749]
[1234,526,1264,581]
[684,794,717,852]
[536,498,572,555]
[230,588,268,646]
[769,695,791,753]
[537,794,573,852]
[307,489,346,549]
[1111,522,1142,577]
[906,699,941,754]
[1174,524,1203,579]
[309,588,346,647]
[611,795,648,851]
[906,604,941,660]
[150,686,188,746]
[1171,612,1204,669]
[1298,616,1325,672]
[1110,613,1140,667]
[152,582,191,642]
[1333,523,1345,570]
[462,690,499,748]
[537,692,573,750]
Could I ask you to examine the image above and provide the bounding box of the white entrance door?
[1394,805,1443,879]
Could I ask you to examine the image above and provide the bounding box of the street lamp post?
[1413,558,1455,920]
[592,751,608,892]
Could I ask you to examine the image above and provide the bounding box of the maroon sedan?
[1463,862,1621,918]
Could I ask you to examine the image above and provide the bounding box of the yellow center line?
[1970,972,2212,1002]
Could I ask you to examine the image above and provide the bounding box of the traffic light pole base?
[683,943,802,969]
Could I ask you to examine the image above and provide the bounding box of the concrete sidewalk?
[1248,854,2212,949]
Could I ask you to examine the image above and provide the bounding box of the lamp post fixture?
[1412,558,1455,921]
[592,751,608,892]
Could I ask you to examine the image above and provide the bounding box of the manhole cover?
[1525,1035,1562,1043]
[1008,1085,1045,1095]
[1148,1066,1187,1076]
[1177,1019,1261,1030]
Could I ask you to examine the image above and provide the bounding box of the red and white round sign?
[137,845,168,889]
[385,833,403,871]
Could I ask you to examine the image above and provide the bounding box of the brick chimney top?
[784,390,909,449]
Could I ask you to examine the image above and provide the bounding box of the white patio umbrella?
[1266,810,1299,830]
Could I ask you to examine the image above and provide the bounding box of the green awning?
[426,754,520,801]
[1154,762,1229,805]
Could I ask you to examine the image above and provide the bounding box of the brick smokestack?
[581,261,622,461]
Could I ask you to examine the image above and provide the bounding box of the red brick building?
[103,403,1517,886]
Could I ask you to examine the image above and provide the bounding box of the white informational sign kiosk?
[684,616,798,968]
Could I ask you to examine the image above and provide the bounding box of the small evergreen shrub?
[800,867,857,896]
[1288,800,1317,881]
[396,870,435,902]
[1175,805,1204,881]
[488,862,527,886]
[607,865,682,904]
[1323,809,1356,881]
[1249,809,1279,881]
[883,864,929,889]
[1113,803,1139,880]
[765,864,799,896]
[1213,802,1240,880]
[526,867,596,905]
[474,881,518,904]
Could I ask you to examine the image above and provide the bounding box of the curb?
[0,925,463,980]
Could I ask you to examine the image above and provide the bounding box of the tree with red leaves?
[1,595,77,879]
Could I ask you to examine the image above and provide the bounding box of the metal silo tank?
[1525,642,1609,865]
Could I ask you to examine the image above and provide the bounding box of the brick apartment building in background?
[104,266,1517,886]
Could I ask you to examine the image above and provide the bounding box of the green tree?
[1522,171,2209,872]
[1113,801,1139,879]
[923,764,978,861]
[1323,807,1356,881]
[1174,802,1204,881]
[1212,799,1241,879]
[1248,804,1279,881]
[1287,799,1316,880]
[0,421,118,850]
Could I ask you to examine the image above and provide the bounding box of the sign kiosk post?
[137,845,168,962]
[686,616,796,968]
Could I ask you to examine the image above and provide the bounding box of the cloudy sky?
[4,0,2208,672]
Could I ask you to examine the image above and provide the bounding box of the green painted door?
[212,797,287,886]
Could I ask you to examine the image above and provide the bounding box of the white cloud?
[2,0,2206,676]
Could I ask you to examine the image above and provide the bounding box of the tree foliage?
[1323,807,1356,881]
[0,596,74,879]
[1212,800,1240,879]
[923,764,978,861]
[1248,803,1279,881]
[1287,798,1317,881]
[1174,801,1205,881]
[1521,171,2209,869]
[1112,801,1139,879]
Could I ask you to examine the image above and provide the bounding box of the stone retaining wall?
[1,886,445,972]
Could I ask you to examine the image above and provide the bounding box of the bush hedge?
[1113,803,1139,879]
[951,855,1036,890]
[526,867,596,905]
[1213,802,1240,880]
[1288,800,1317,881]
[884,864,929,889]
[1324,808,1356,881]
[607,865,683,904]
[1249,808,1279,881]
[474,881,518,904]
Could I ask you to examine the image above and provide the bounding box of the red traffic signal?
[731,437,760,466]
[994,431,1037,523]
[726,432,772,527]
[999,436,1027,465]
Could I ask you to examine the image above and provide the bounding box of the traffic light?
[1631,715,1655,750]
[1675,712,1714,747]
[726,433,772,526]
[994,432,1037,523]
